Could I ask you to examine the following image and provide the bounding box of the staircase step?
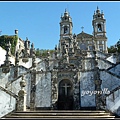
[5,115,115,118]
[3,110,115,119]
[10,112,111,116]
[15,110,106,113]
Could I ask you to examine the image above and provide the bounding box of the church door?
[58,79,73,110]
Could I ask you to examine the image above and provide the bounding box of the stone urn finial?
[20,75,26,89]
[17,75,27,111]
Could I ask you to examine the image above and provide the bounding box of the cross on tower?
[61,83,71,96]
[81,26,84,32]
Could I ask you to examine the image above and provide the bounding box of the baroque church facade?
[1,7,120,117]
[52,7,107,109]
[51,7,108,110]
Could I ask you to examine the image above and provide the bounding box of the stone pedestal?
[17,89,26,111]
[30,70,36,111]
[16,76,27,111]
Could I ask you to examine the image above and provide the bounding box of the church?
[0,6,120,118]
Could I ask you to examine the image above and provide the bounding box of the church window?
[98,14,100,18]
[99,45,103,52]
[80,43,87,50]
[89,41,92,44]
[65,17,67,20]
[99,41,104,45]
[97,24,102,32]
[99,41,102,45]
[89,46,93,50]
[64,26,68,34]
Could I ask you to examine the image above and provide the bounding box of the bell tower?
[59,9,73,53]
[92,6,108,53]
[60,9,73,39]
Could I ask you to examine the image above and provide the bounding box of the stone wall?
[35,72,51,108]
[0,67,15,118]
[106,54,116,64]
[106,89,120,115]
[100,71,120,91]
[98,59,114,69]
[0,89,16,118]
[108,64,120,77]
[0,68,10,88]
[96,51,107,59]
[84,59,95,70]
[7,66,31,107]
[80,71,96,107]
[84,58,113,70]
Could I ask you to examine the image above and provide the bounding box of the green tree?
[0,35,18,55]
[35,48,55,57]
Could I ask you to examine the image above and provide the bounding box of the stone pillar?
[14,51,19,78]
[104,41,107,53]
[94,67,102,110]
[16,76,26,111]
[45,51,50,70]
[30,69,36,111]
[51,71,58,110]
[93,50,102,110]
[73,72,80,110]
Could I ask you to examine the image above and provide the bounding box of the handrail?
[100,85,120,110]
[105,85,120,97]
[0,86,18,100]
[100,69,120,79]
[107,62,120,71]
[5,70,30,88]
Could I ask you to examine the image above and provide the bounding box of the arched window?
[97,24,102,32]
[64,26,68,34]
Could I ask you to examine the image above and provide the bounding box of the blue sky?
[0,1,120,49]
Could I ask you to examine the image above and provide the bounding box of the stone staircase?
[2,110,115,119]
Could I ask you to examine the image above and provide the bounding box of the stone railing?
[0,85,18,100]
[102,85,120,115]
[100,69,120,79]
[5,70,30,89]
[0,85,18,118]
[106,86,120,97]
[98,57,115,66]
[107,62,120,71]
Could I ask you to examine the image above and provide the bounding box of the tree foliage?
[0,35,18,55]
[35,48,55,57]
[107,39,120,53]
